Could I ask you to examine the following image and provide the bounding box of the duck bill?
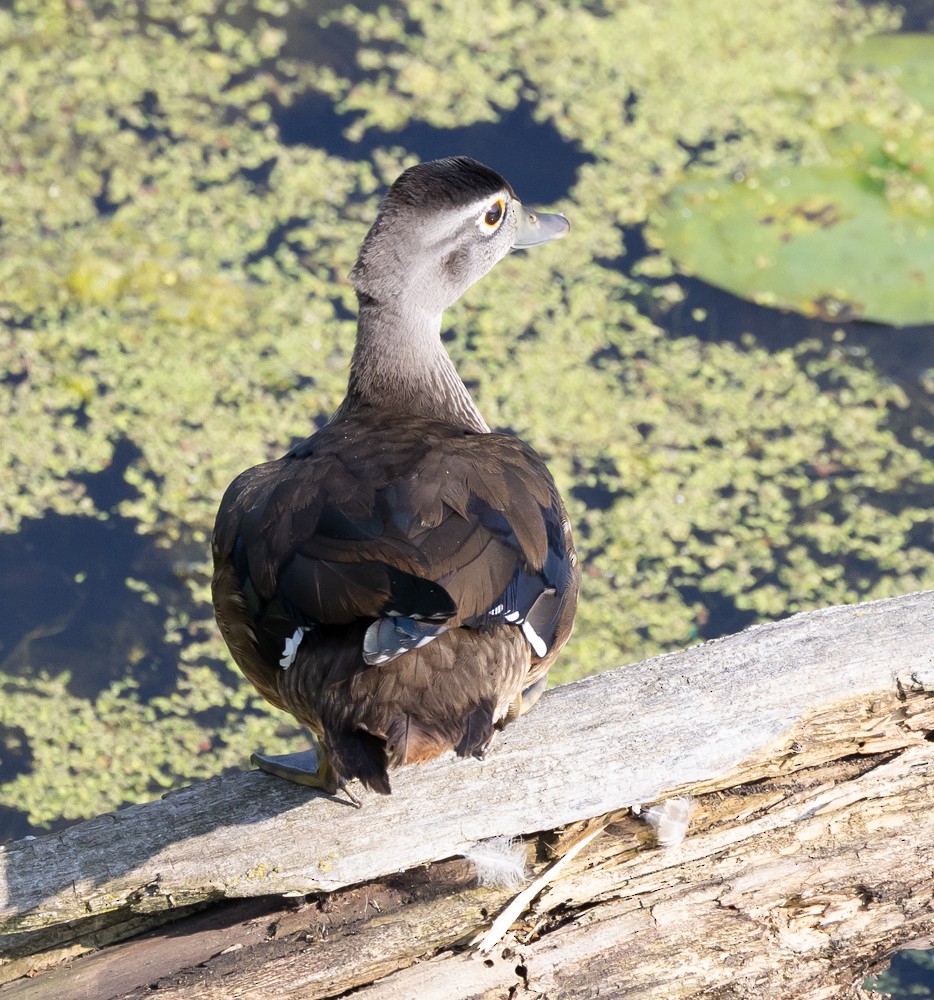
[511,204,570,250]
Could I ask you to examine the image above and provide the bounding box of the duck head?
[351,156,569,314]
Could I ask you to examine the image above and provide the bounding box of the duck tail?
[328,728,392,795]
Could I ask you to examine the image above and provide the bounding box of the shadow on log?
[1,590,932,998]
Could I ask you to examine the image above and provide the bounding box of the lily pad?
[651,162,934,326]
[844,33,934,111]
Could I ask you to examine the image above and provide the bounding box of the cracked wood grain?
[0,590,932,997]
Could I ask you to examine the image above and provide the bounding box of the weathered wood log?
[4,681,933,1000]
[1,590,932,998]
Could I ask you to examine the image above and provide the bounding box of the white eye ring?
[478,198,506,233]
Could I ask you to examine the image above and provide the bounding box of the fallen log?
[1,590,932,997]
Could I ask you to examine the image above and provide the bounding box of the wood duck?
[212,156,579,801]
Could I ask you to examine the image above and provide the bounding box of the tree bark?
[1,590,932,998]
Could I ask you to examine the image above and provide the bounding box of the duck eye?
[479,198,505,232]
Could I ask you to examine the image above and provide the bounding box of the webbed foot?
[503,674,549,724]
[250,741,361,807]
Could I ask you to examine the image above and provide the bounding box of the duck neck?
[340,294,490,433]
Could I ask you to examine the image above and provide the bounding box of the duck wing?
[211,409,578,791]
[213,408,576,669]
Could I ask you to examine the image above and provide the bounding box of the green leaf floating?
[651,33,934,328]
[652,162,934,327]
[843,33,934,111]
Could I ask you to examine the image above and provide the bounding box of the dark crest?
[384,157,516,212]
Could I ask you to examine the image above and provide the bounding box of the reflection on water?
[0,513,196,702]
[0,510,205,840]
[0,437,208,841]
[0,436,203,701]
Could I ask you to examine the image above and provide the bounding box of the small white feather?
[520,620,547,657]
[279,626,308,669]
[641,796,694,848]
[463,836,527,889]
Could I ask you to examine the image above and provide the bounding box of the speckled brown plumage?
[212,156,578,796]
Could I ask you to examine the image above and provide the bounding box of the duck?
[212,156,579,802]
